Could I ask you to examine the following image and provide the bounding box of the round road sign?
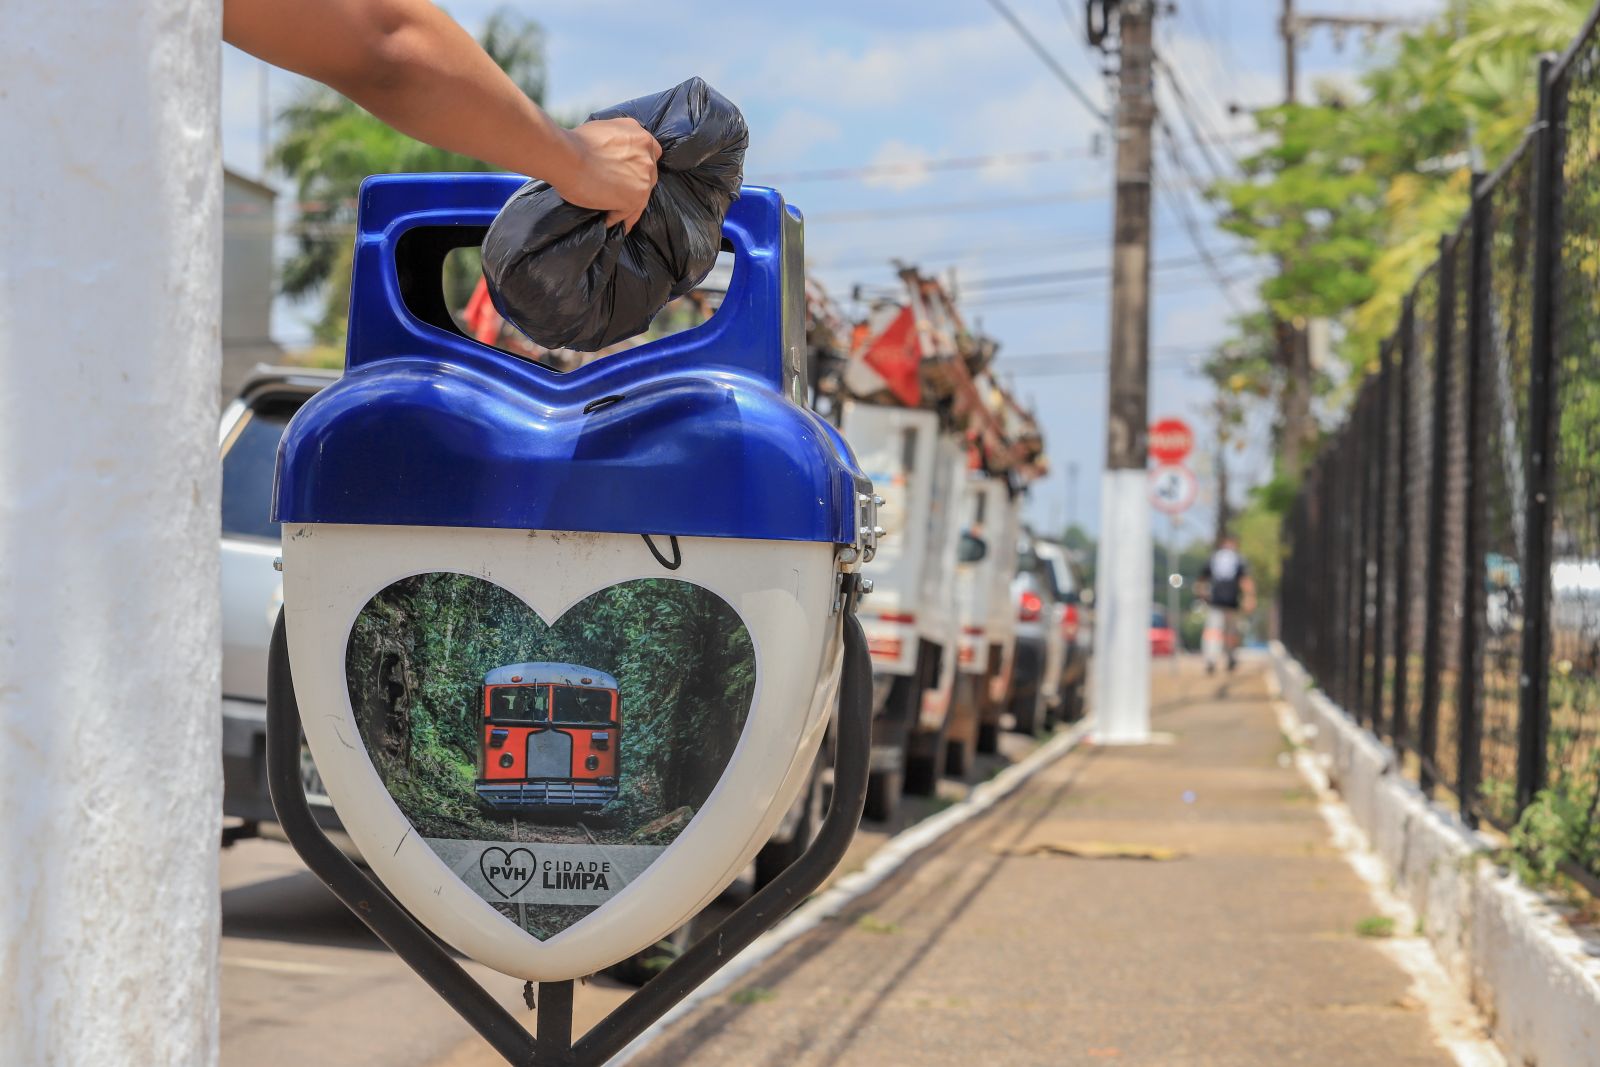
[1149,464,1198,514]
[1149,418,1194,465]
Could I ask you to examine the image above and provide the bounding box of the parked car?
[945,474,1021,777]
[1007,532,1057,735]
[1150,606,1177,658]
[219,368,348,851]
[1034,540,1088,724]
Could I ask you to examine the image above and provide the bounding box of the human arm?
[224,0,660,228]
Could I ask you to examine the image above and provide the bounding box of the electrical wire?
[806,187,1114,224]
[753,147,1096,184]
[959,250,1251,292]
[960,269,1261,309]
[981,0,1110,126]
[993,344,1212,371]
[1151,124,1252,315]
[1160,1,1246,141]
[1155,59,1240,184]
[808,230,1112,272]
[998,353,1208,378]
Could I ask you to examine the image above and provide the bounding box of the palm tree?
[271,7,549,344]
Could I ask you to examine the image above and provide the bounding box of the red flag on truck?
[858,306,922,406]
[463,275,503,345]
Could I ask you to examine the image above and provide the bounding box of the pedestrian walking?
[1196,535,1255,673]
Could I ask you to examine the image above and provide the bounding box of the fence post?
[1392,296,1415,753]
[1345,421,1363,712]
[1309,456,1326,679]
[1458,174,1489,829]
[1355,385,1375,724]
[1369,348,1392,734]
[1518,57,1560,815]
[1420,235,1457,797]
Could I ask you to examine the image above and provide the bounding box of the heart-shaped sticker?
[345,574,755,941]
[479,846,538,898]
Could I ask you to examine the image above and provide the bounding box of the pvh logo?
[479,846,537,898]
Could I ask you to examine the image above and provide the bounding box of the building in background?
[222,169,283,400]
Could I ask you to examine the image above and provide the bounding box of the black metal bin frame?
[265,590,873,1066]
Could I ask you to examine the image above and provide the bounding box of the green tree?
[272,8,548,343]
[1213,0,1590,374]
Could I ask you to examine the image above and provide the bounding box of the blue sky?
[221,0,1439,538]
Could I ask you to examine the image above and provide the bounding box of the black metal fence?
[1281,19,1600,893]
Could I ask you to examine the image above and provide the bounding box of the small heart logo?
[479,846,538,899]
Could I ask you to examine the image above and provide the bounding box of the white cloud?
[751,109,844,169]
[861,140,932,191]
[762,20,1075,112]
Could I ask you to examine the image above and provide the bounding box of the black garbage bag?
[482,77,748,353]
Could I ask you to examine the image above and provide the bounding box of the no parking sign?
[1149,464,1198,514]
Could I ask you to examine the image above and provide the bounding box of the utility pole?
[1091,0,1156,744]
[1276,2,1413,477]
[1277,0,1313,479]
[1065,459,1079,535]
[1213,392,1232,545]
[1,1,222,1062]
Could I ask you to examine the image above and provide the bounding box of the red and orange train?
[476,662,620,812]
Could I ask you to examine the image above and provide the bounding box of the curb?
[1268,642,1600,1067]
[608,720,1092,1064]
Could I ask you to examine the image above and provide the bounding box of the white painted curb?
[608,721,1091,1064]
[1269,642,1600,1067]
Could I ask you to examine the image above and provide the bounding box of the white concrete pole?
[1091,473,1153,742]
[0,3,222,1063]
[1091,0,1156,745]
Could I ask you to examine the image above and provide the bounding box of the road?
[219,733,1038,1066]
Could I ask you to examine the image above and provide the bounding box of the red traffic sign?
[1149,418,1194,465]
[1149,464,1198,515]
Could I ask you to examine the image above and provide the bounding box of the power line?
[959,250,1251,292]
[1159,2,1246,143]
[999,353,1207,378]
[1152,124,1251,314]
[807,186,1113,223]
[807,229,1112,272]
[982,0,1110,126]
[996,343,1213,366]
[1155,58,1239,183]
[961,270,1255,309]
[754,146,1096,184]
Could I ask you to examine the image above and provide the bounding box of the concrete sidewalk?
[630,659,1471,1066]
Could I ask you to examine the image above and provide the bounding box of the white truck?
[845,401,966,818]
[945,474,1022,775]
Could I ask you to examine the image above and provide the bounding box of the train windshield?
[552,686,613,723]
[488,685,548,722]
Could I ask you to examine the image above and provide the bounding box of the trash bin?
[272,173,875,982]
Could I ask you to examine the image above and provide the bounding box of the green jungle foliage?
[345,574,755,846]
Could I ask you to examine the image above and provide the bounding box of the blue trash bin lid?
[273,175,866,544]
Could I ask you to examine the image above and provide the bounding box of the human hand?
[552,118,662,231]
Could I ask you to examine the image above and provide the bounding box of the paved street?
[219,839,613,1067]
[223,661,1485,1066]
[627,660,1473,1066]
[218,734,1033,1066]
